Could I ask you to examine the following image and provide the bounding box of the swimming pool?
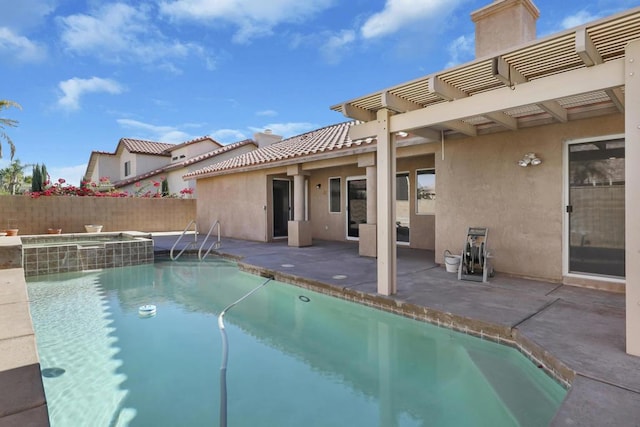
[27,258,566,426]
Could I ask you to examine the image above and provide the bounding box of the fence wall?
[0,195,196,235]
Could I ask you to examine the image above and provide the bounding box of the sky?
[1,0,637,184]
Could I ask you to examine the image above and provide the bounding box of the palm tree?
[0,100,22,160]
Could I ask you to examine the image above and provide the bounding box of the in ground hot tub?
[21,232,154,277]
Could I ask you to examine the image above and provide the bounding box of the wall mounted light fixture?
[316,183,322,189]
[518,152,542,167]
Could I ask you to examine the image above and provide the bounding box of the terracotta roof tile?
[120,138,174,155]
[185,122,373,179]
[167,136,222,152]
[113,139,256,187]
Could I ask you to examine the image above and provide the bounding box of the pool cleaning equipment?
[218,277,272,427]
[458,227,493,283]
[138,304,157,317]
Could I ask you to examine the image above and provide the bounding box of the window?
[416,169,435,214]
[396,173,409,201]
[329,177,341,213]
[124,161,131,177]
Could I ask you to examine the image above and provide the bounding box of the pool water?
[27,258,566,426]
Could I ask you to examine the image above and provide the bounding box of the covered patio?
[330,3,640,358]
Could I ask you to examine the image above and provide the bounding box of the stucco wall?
[0,196,196,235]
[397,154,436,250]
[308,165,363,241]
[435,113,623,281]
[91,156,119,184]
[195,170,269,241]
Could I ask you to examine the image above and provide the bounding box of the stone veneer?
[21,233,154,277]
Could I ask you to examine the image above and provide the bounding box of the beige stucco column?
[287,165,312,247]
[358,153,377,257]
[626,40,640,356]
[377,109,397,295]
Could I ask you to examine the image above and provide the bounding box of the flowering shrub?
[29,178,129,198]
[27,176,194,198]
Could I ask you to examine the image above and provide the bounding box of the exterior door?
[396,172,410,243]
[273,179,291,238]
[567,138,625,277]
[347,178,366,239]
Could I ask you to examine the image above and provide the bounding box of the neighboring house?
[83,134,266,197]
[185,0,640,355]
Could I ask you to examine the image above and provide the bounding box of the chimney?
[253,129,283,148]
[471,0,539,58]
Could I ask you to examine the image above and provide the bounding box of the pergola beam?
[492,56,527,86]
[493,55,568,123]
[606,87,625,112]
[443,120,477,137]
[381,91,422,113]
[341,103,376,122]
[386,58,624,134]
[429,76,467,101]
[485,112,519,130]
[539,101,568,122]
[410,127,441,141]
[576,27,603,66]
[432,73,516,130]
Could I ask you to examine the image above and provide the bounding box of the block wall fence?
[0,195,196,235]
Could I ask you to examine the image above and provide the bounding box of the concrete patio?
[154,234,640,427]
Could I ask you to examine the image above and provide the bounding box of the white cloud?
[117,118,191,143]
[249,122,317,138]
[445,33,474,68]
[560,10,602,30]
[256,110,278,117]
[58,3,214,70]
[361,0,464,39]
[159,0,334,43]
[210,129,247,143]
[47,164,87,186]
[57,77,124,111]
[0,27,46,63]
[0,0,56,31]
[320,29,355,64]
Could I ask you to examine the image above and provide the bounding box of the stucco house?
[83,133,272,196]
[186,0,640,356]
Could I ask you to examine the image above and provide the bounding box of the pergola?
[331,7,640,355]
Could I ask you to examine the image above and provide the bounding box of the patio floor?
[153,235,640,427]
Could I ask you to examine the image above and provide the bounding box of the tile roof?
[180,139,256,167]
[112,139,257,187]
[184,122,373,179]
[120,138,174,155]
[167,136,222,152]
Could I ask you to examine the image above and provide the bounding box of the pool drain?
[42,367,66,378]
[299,295,310,302]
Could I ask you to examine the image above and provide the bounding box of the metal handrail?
[198,220,221,260]
[170,220,198,260]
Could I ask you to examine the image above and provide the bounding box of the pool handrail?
[170,220,198,260]
[198,220,221,261]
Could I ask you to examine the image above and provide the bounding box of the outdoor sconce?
[518,152,542,167]
[316,183,321,189]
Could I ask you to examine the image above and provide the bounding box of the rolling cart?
[458,227,493,282]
